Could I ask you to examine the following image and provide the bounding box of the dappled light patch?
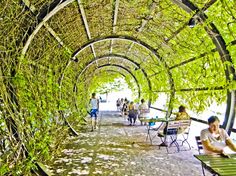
[48,112,202,175]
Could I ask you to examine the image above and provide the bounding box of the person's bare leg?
[91,119,95,131]
[94,117,98,129]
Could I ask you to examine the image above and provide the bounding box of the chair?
[158,120,180,153]
[195,136,204,154]
[178,119,191,150]
[145,121,164,144]
[195,136,205,176]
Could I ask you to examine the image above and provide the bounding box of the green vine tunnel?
[20,0,235,121]
[74,53,152,98]
[81,64,142,97]
[0,0,236,175]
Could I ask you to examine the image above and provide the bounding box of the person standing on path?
[138,99,149,125]
[116,98,121,111]
[128,101,138,126]
[89,92,99,131]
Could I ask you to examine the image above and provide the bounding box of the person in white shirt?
[200,116,236,155]
[138,99,149,125]
[89,93,99,131]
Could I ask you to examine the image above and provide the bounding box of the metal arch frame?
[21,0,74,56]
[75,53,152,103]
[72,35,163,61]
[109,0,120,62]
[71,35,175,117]
[125,1,157,56]
[20,0,174,118]
[102,70,127,78]
[76,0,97,67]
[79,64,141,99]
[173,0,236,132]
[73,69,126,110]
[79,68,128,85]
[17,0,236,141]
[76,54,140,78]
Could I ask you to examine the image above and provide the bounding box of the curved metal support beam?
[225,91,236,134]
[174,0,236,132]
[73,69,126,110]
[103,70,126,78]
[20,0,175,118]
[76,54,152,103]
[21,0,74,56]
[72,35,160,60]
[77,54,140,78]
[79,69,127,85]
[125,2,157,56]
[80,64,141,99]
[71,35,175,117]
[109,0,120,60]
[73,69,131,110]
[76,0,97,61]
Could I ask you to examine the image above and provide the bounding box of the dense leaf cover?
[0,0,235,174]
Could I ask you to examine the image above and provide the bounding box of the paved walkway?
[48,111,210,176]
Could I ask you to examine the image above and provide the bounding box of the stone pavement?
[48,111,212,176]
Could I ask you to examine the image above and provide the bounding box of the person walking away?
[90,93,99,131]
[116,98,121,111]
[119,98,124,116]
[128,102,137,125]
[122,99,128,120]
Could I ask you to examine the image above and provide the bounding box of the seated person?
[159,105,190,134]
[175,105,190,120]
[200,116,236,155]
[174,105,190,133]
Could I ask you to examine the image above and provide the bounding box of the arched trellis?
[22,4,175,116]
[3,1,235,175]
[21,0,74,55]
[70,35,175,117]
[74,53,152,105]
[103,70,127,78]
[73,68,128,110]
[19,0,234,122]
[77,63,141,99]
[18,0,174,116]
[173,0,236,133]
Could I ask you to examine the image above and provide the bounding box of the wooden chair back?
[195,136,204,154]
[166,120,180,135]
